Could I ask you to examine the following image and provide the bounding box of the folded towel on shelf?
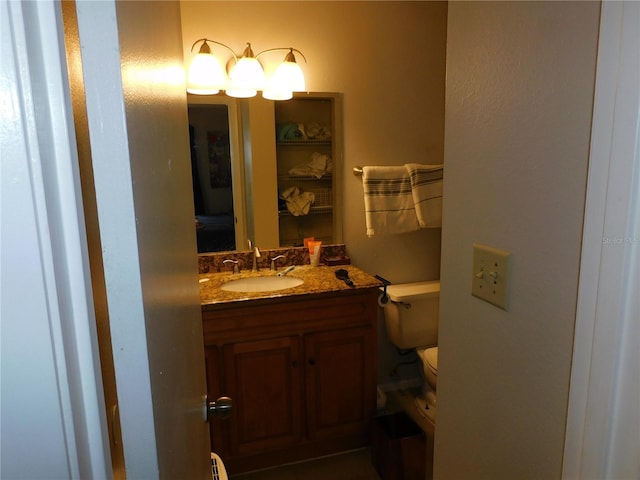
[305,122,332,140]
[280,186,315,216]
[276,123,306,141]
[405,163,444,228]
[288,152,333,178]
[362,166,420,237]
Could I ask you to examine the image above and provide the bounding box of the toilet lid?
[417,347,438,375]
[385,281,440,303]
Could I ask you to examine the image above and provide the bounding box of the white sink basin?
[220,276,304,293]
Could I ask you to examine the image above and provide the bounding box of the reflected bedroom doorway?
[188,103,236,252]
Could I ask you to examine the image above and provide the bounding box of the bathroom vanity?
[200,265,380,474]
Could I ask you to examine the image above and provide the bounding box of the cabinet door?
[304,327,376,441]
[223,336,304,456]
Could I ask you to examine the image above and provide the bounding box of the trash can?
[371,412,426,480]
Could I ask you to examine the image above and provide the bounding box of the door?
[74,1,211,478]
[223,336,304,455]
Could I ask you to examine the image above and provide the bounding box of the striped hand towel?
[405,163,444,228]
[362,166,420,237]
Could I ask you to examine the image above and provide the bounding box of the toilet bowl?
[415,346,438,420]
[416,345,438,394]
[381,281,440,420]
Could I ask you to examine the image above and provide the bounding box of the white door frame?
[563,1,640,478]
[1,0,111,477]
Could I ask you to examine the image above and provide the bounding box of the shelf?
[277,140,331,146]
[279,205,333,216]
[278,174,332,181]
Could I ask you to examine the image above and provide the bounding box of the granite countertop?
[200,264,382,307]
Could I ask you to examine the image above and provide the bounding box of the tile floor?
[230,448,382,480]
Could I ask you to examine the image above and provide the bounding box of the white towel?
[280,186,315,216]
[288,152,332,178]
[405,163,443,228]
[362,166,420,237]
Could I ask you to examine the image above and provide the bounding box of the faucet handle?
[270,255,286,271]
[223,259,240,274]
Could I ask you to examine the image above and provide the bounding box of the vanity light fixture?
[186,38,307,100]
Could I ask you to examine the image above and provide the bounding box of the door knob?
[206,396,233,422]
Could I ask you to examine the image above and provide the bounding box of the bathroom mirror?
[187,92,343,254]
[188,95,248,253]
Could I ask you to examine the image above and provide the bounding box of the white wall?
[436,2,600,479]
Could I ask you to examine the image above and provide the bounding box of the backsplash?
[198,244,348,274]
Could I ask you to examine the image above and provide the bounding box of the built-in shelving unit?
[275,93,343,247]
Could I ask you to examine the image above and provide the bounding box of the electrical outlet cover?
[471,243,512,310]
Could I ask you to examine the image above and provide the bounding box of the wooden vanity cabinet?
[202,289,378,474]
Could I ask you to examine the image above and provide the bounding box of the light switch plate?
[471,243,512,310]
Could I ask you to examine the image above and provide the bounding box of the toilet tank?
[382,281,440,349]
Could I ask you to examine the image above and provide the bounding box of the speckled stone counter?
[200,264,382,308]
[198,244,349,274]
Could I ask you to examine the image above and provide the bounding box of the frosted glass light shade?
[225,87,258,98]
[186,52,226,95]
[228,57,266,91]
[271,60,305,92]
[262,85,293,101]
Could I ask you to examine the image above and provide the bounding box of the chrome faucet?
[270,255,286,271]
[248,240,261,272]
[222,259,240,274]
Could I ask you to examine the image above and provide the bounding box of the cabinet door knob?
[308,358,316,366]
[292,360,298,368]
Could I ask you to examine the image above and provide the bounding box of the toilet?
[381,281,440,421]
